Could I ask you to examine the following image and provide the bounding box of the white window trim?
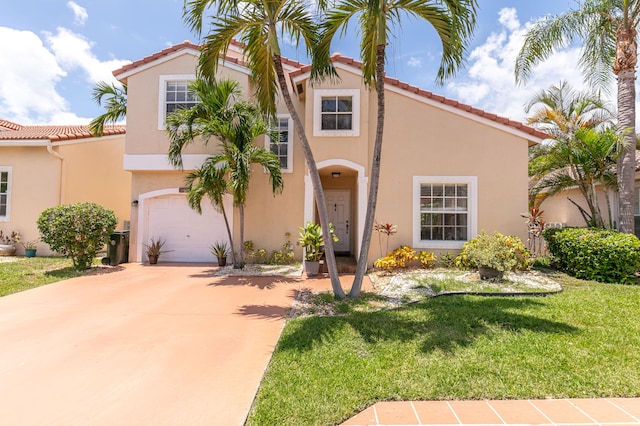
[412,176,478,250]
[265,114,294,173]
[0,166,12,222]
[313,89,360,137]
[157,74,196,130]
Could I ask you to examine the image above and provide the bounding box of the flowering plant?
[0,230,20,244]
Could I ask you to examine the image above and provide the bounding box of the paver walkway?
[342,398,640,425]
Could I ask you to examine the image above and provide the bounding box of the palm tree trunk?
[614,27,637,234]
[220,203,236,265]
[617,67,636,233]
[235,204,245,269]
[350,44,386,298]
[273,55,345,298]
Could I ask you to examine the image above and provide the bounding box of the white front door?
[325,189,351,253]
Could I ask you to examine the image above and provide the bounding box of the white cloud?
[446,7,589,123]
[45,27,130,84]
[0,26,130,125]
[0,27,73,124]
[407,57,422,68]
[67,1,88,26]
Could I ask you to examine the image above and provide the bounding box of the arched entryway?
[304,159,367,258]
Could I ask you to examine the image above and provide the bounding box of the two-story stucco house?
[0,120,130,256]
[114,41,545,265]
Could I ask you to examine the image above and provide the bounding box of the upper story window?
[266,115,293,173]
[158,74,196,130]
[413,176,477,250]
[0,167,11,221]
[313,89,360,137]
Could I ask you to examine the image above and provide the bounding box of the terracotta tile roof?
[0,124,126,142]
[113,40,247,77]
[291,53,548,142]
[0,119,23,131]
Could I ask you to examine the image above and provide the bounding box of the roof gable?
[290,53,547,144]
[113,40,252,81]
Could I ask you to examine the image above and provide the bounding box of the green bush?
[37,203,118,270]
[543,227,640,283]
[456,231,530,272]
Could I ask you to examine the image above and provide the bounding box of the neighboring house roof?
[0,119,23,131]
[0,124,126,143]
[290,53,548,143]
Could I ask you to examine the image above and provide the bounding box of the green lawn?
[0,257,100,297]
[247,273,640,425]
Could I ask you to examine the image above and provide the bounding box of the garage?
[143,193,231,263]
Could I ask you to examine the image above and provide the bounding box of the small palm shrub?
[543,227,640,283]
[456,231,530,273]
[37,203,117,270]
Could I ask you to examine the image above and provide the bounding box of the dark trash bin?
[105,230,130,265]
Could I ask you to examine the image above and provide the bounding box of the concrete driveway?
[0,263,304,425]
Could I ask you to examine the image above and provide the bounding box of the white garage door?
[146,194,231,262]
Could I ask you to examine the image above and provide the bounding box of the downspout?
[46,143,64,205]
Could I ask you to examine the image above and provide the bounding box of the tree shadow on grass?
[277,296,579,355]
[44,265,124,279]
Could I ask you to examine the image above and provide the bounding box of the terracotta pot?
[0,244,16,256]
[217,257,227,267]
[148,254,159,265]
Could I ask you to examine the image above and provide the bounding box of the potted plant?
[298,222,338,276]
[21,240,38,258]
[456,231,530,280]
[210,241,230,266]
[144,237,167,265]
[0,230,20,256]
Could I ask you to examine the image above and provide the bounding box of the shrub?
[37,203,117,270]
[543,227,640,283]
[438,252,457,268]
[374,245,417,272]
[419,251,437,268]
[456,231,530,273]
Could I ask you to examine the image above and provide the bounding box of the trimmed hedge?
[543,227,640,283]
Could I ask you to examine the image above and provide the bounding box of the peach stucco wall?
[1,135,130,256]
[538,186,614,228]
[122,47,533,265]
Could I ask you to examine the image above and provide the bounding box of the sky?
[1,0,600,126]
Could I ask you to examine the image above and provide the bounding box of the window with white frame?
[0,167,11,221]
[413,176,477,249]
[158,74,196,129]
[313,89,360,136]
[266,115,293,172]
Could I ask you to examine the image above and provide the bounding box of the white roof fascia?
[115,49,200,80]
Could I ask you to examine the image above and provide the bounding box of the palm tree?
[515,0,640,234]
[166,77,283,268]
[530,128,619,228]
[527,81,617,227]
[183,0,347,297]
[525,80,615,138]
[184,162,237,265]
[314,0,477,297]
[89,81,127,137]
